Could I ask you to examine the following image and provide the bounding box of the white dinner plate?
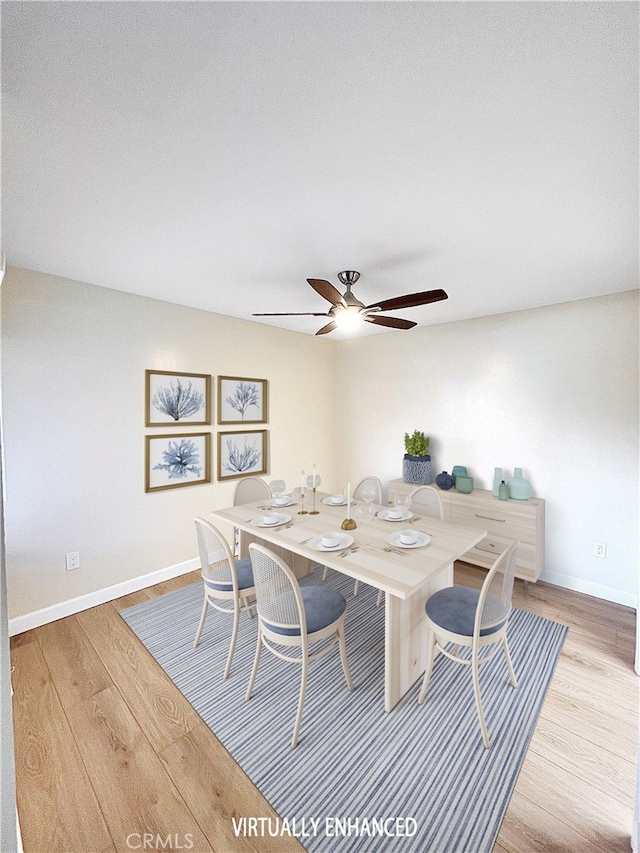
[321,496,348,506]
[378,509,414,522]
[308,533,354,552]
[386,531,431,549]
[267,497,296,508]
[251,513,291,527]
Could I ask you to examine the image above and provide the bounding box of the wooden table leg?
[383,562,454,712]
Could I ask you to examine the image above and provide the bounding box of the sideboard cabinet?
[387,478,545,583]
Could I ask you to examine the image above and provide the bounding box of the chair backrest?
[248,543,306,634]
[476,541,518,634]
[408,485,444,520]
[194,517,237,591]
[233,476,271,505]
[353,476,382,504]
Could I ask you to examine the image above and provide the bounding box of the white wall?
[1,267,338,622]
[336,291,639,606]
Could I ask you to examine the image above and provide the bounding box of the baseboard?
[9,559,636,635]
[540,569,638,609]
[8,557,200,636]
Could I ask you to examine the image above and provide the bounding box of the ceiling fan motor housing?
[337,270,360,286]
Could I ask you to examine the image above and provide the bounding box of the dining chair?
[417,540,519,748]
[192,518,256,680]
[246,543,355,748]
[233,476,272,505]
[231,476,272,555]
[407,484,444,521]
[325,475,383,592]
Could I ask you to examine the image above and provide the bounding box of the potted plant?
[403,430,432,485]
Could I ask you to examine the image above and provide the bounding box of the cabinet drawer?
[451,501,536,545]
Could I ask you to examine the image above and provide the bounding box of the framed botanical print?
[217,429,267,481]
[146,370,211,426]
[145,433,211,492]
[217,376,267,424]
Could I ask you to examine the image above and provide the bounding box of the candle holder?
[307,474,321,515]
[341,517,357,530]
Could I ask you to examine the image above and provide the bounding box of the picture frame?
[217,429,267,481]
[217,376,267,425]
[145,432,211,492]
[145,370,211,426]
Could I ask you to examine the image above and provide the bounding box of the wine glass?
[269,479,286,504]
[293,486,309,515]
[355,502,375,545]
[360,484,377,504]
[394,493,412,518]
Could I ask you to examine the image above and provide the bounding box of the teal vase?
[451,465,468,486]
[506,468,532,500]
[498,480,509,501]
[493,467,502,497]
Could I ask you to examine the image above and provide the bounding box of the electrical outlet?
[592,541,607,559]
[65,551,80,571]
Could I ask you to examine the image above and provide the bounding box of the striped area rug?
[120,566,567,853]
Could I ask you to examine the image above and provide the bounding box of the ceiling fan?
[252,271,448,336]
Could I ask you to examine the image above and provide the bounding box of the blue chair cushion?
[264,586,347,637]
[204,557,254,592]
[425,586,505,637]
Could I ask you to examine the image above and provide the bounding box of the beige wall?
[1,267,338,620]
[1,268,638,623]
[336,290,639,603]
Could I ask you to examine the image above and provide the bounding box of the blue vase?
[506,467,532,500]
[435,471,454,490]
[493,467,502,497]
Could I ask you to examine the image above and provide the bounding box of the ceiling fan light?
[334,306,363,331]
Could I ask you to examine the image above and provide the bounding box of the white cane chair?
[417,540,519,749]
[246,543,355,748]
[192,518,256,680]
[233,476,272,505]
[407,485,444,521]
[232,476,272,555]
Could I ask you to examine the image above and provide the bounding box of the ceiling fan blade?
[363,315,417,330]
[307,278,347,308]
[315,320,338,336]
[252,312,329,317]
[364,288,448,313]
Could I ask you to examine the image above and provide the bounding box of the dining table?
[210,491,487,712]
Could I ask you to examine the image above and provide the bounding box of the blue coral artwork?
[217,430,267,481]
[217,376,267,424]
[146,370,211,426]
[146,433,211,492]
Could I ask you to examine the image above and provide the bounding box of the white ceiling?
[2,2,638,338]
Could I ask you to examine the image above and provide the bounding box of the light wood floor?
[10,563,638,853]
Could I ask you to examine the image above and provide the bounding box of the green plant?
[404,430,430,457]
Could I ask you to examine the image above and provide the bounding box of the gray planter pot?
[402,454,432,485]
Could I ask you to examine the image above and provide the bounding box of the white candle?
[347,477,351,516]
[301,469,305,494]
[312,463,316,487]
